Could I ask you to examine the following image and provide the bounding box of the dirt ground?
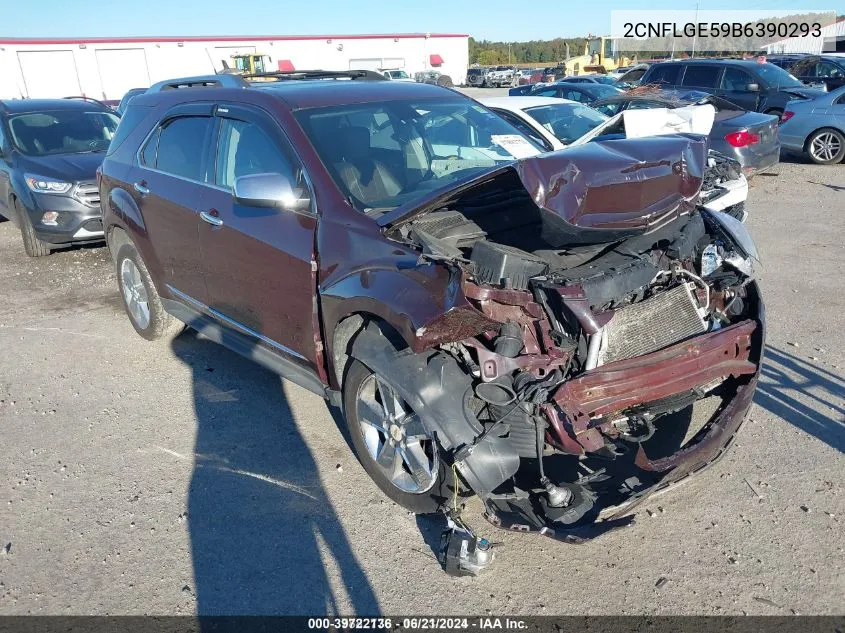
[0,150,843,615]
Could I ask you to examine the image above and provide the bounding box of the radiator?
[599,283,707,365]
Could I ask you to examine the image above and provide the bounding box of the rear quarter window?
[106,105,150,156]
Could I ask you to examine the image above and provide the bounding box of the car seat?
[333,126,402,206]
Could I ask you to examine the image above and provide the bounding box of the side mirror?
[746,83,760,92]
[233,173,311,211]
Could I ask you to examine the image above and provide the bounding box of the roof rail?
[63,95,112,109]
[147,74,248,93]
[243,69,388,82]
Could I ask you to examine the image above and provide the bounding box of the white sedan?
[479,96,610,151]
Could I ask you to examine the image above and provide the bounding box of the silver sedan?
[779,86,845,165]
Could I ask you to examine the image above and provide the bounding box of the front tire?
[16,199,51,257]
[114,241,184,341]
[342,359,455,514]
[806,128,845,165]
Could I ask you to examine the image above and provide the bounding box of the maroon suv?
[99,71,764,564]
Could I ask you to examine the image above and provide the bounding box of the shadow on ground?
[755,345,845,453]
[171,330,380,615]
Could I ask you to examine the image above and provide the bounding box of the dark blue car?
[0,98,118,256]
[519,82,624,104]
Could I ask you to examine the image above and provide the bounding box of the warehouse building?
[762,18,845,54]
[0,33,469,100]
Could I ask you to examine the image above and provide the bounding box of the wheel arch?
[330,312,407,391]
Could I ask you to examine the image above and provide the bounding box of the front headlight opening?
[25,175,73,194]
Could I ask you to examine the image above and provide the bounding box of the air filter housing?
[470,241,548,291]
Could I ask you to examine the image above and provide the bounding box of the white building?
[0,33,469,100]
[762,18,845,54]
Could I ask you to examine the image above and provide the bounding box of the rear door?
[717,67,761,111]
[199,104,320,369]
[134,105,214,303]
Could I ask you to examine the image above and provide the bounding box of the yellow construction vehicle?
[221,53,272,76]
[582,36,633,74]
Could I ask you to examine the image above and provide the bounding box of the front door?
[717,67,761,112]
[199,105,319,369]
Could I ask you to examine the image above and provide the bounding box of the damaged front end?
[358,135,764,551]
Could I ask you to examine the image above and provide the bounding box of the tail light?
[725,130,761,148]
[781,111,795,123]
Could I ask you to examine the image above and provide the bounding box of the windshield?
[389,71,409,79]
[756,63,803,88]
[295,97,542,213]
[524,103,609,144]
[592,76,618,85]
[8,110,119,156]
[586,84,625,98]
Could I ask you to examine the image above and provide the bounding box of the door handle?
[133,182,149,195]
[200,210,223,227]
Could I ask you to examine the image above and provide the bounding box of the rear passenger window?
[145,116,211,181]
[646,64,682,85]
[682,66,721,89]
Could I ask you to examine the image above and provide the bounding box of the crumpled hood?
[381,134,709,237]
[781,86,827,101]
[17,151,104,182]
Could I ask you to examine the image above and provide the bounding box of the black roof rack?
[145,69,388,95]
[63,95,112,109]
[243,69,388,82]
[147,74,249,93]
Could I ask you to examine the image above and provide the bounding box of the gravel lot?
[0,146,843,614]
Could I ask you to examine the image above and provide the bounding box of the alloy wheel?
[120,258,151,330]
[356,373,439,494]
[810,132,843,163]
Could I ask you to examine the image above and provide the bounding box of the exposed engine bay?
[351,134,764,570]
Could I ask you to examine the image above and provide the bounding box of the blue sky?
[1,0,833,41]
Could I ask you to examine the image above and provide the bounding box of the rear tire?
[805,128,845,165]
[764,108,783,119]
[16,199,51,257]
[342,359,457,514]
[114,241,184,341]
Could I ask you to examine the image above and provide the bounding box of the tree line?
[470,13,844,66]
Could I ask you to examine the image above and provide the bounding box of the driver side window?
[215,118,299,190]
